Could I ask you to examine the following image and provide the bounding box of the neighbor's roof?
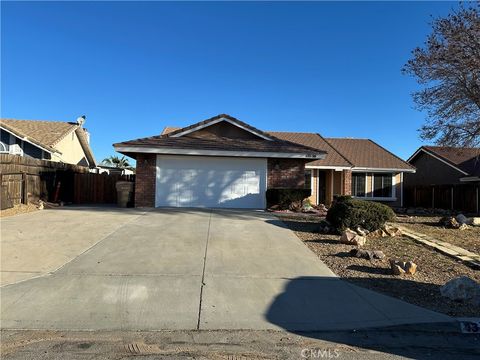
[324,138,415,171]
[0,119,78,153]
[267,132,352,168]
[115,114,325,158]
[413,146,480,176]
[0,118,96,166]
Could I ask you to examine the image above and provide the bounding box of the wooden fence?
[404,184,480,214]
[1,154,135,208]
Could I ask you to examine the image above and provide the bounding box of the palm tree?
[102,155,131,169]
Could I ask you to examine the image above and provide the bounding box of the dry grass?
[0,204,39,218]
[277,214,480,317]
[395,215,480,255]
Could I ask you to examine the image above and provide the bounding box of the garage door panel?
[156,156,266,208]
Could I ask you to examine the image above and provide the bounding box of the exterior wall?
[135,154,156,207]
[342,170,352,195]
[308,169,318,204]
[53,131,89,166]
[188,122,261,140]
[267,158,306,189]
[405,151,464,186]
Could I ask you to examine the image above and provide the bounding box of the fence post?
[21,172,27,204]
[432,186,435,209]
[451,186,454,210]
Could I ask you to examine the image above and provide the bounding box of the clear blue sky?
[1,1,458,163]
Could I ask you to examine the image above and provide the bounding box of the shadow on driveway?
[264,276,474,359]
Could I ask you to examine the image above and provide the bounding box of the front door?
[317,170,327,205]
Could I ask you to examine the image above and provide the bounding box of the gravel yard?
[395,215,480,255]
[277,214,480,318]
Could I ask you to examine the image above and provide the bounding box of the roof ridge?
[315,133,353,167]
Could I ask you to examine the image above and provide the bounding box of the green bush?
[266,188,311,209]
[326,196,395,232]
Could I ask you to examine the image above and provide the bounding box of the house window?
[0,141,7,153]
[373,173,393,197]
[305,169,312,190]
[351,172,366,197]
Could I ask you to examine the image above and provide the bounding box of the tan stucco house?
[114,114,415,209]
[0,117,96,167]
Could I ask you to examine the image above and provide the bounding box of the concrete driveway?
[1,207,451,331]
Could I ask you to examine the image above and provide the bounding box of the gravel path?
[277,215,480,318]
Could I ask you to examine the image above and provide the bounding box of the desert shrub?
[326,196,395,232]
[266,188,311,210]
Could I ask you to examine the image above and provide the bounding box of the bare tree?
[403,4,480,148]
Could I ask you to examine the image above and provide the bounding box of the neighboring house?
[0,117,96,167]
[115,114,414,209]
[405,146,480,186]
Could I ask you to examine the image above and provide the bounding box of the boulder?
[439,216,460,229]
[383,225,402,237]
[440,276,480,306]
[340,229,366,246]
[350,248,385,260]
[367,229,388,238]
[458,223,469,231]
[456,214,468,225]
[389,259,417,276]
[356,226,369,236]
[469,217,480,226]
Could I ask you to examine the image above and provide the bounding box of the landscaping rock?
[340,229,366,246]
[470,217,480,226]
[439,216,460,229]
[367,229,388,238]
[458,223,469,231]
[440,276,480,306]
[389,259,417,276]
[350,248,385,260]
[356,226,369,236]
[383,225,402,237]
[456,214,468,225]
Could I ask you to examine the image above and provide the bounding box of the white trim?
[460,176,480,182]
[114,146,324,159]
[400,172,404,207]
[352,167,415,173]
[0,126,56,154]
[169,117,273,141]
[305,165,352,170]
[408,148,468,175]
[315,169,319,205]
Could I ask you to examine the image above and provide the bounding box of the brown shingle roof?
[325,138,415,170]
[267,132,352,167]
[421,146,480,176]
[161,127,180,135]
[115,115,326,158]
[0,119,78,152]
[0,118,96,166]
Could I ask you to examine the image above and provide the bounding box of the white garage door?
[155,155,267,209]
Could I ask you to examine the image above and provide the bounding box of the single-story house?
[405,146,480,185]
[114,114,415,209]
[0,116,96,167]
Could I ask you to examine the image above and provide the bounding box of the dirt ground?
[395,215,480,255]
[2,327,479,360]
[0,204,39,218]
[277,214,480,318]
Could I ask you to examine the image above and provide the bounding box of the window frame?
[351,171,396,201]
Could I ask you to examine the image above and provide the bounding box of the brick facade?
[135,154,156,207]
[267,158,306,189]
[342,169,352,196]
